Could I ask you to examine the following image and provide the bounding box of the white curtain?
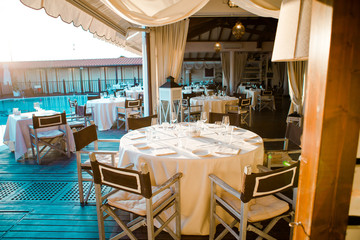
[233,52,248,92]
[287,61,307,114]
[100,0,209,26]
[231,0,281,18]
[150,19,189,108]
[221,52,230,93]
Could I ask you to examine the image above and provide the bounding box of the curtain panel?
[150,19,189,110]
[287,61,307,114]
[221,53,230,93]
[233,52,248,93]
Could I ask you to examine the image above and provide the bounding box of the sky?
[0,0,139,62]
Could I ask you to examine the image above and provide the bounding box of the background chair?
[208,112,240,127]
[263,122,303,168]
[209,162,300,240]
[72,124,120,204]
[67,103,93,130]
[128,114,157,131]
[225,98,252,127]
[257,90,275,111]
[90,153,183,240]
[182,98,202,122]
[116,99,143,131]
[29,111,70,164]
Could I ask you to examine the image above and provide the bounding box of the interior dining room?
[0,0,359,240]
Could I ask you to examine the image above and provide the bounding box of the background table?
[3,111,75,160]
[190,96,239,115]
[87,97,128,131]
[125,89,143,99]
[118,123,264,235]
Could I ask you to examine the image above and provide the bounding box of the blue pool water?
[0,95,89,125]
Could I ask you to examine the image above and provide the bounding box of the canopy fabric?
[221,52,230,94]
[100,0,209,26]
[231,0,281,18]
[20,0,143,55]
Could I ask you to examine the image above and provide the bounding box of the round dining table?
[118,123,264,235]
[86,97,128,131]
[190,96,239,115]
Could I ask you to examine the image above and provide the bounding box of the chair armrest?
[97,139,120,143]
[209,174,240,199]
[79,150,119,155]
[257,165,271,172]
[122,163,134,170]
[152,172,183,197]
[263,138,287,143]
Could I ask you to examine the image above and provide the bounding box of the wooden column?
[294,0,360,239]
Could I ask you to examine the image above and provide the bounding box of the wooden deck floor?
[0,96,292,240]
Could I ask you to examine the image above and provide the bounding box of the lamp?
[214,42,221,53]
[232,21,245,39]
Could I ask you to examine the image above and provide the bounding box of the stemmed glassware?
[222,115,230,130]
[170,112,177,126]
[34,102,41,112]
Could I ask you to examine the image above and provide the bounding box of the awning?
[20,0,143,56]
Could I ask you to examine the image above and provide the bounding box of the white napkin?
[154,148,177,156]
[127,131,146,140]
[215,146,241,155]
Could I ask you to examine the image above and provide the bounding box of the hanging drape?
[231,0,281,18]
[221,52,230,93]
[150,19,189,109]
[287,61,307,114]
[100,0,209,26]
[233,52,248,92]
[272,62,286,89]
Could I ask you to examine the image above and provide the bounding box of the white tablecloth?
[243,89,261,109]
[190,96,239,114]
[3,111,75,160]
[87,97,128,131]
[118,123,264,235]
[125,89,143,99]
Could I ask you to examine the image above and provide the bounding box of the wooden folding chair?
[29,111,70,164]
[90,153,183,240]
[209,161,300,240]
[72,124,120,204]
[116,99,143,131]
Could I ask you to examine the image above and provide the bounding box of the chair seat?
[118,110,141,116]
[68,120,85,128]
[265,151,293,165]
[37,129,65,139]
[222,192,289,222]
[107,186,172,216]
[83,153,119,168]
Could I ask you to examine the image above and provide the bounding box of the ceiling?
[184,16,278,61]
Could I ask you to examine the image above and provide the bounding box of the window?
[204,68,215,78]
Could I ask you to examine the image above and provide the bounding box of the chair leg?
[146,199,155,240]
[209,181,216,240]
[94,184,106,240]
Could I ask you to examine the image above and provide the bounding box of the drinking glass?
[200,112,207,123]
[34,102,41,112]
[170,113,177,126]
[222,115,230,129]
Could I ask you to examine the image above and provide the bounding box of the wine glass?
[170,113,177,126]
[222,115,230,129]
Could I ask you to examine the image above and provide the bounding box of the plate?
[192,149,211,157]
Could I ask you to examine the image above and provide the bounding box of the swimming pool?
[0,95,89,125]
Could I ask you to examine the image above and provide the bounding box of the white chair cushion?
[83,153,119,167]
[37,130,64,139]
[107,186,172,216]
[221,192,289,222]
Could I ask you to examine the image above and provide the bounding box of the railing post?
[98,78,101,94]
[63,79,67,95]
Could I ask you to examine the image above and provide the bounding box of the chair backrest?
[285,122,303,147]
[32,111,67,129]
[128,115,157,130]
[182,98,190,107]
[72,124,98,151]
[240,98,251,107]
[90,154,152,198]
[75,104,87,116]
[125,99,141,108]
[262,90,273,96]
[87,95,100,100]
[209,112,240,127]
[241,161,300,203]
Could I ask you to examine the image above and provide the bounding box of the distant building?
[0,57,142,97]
